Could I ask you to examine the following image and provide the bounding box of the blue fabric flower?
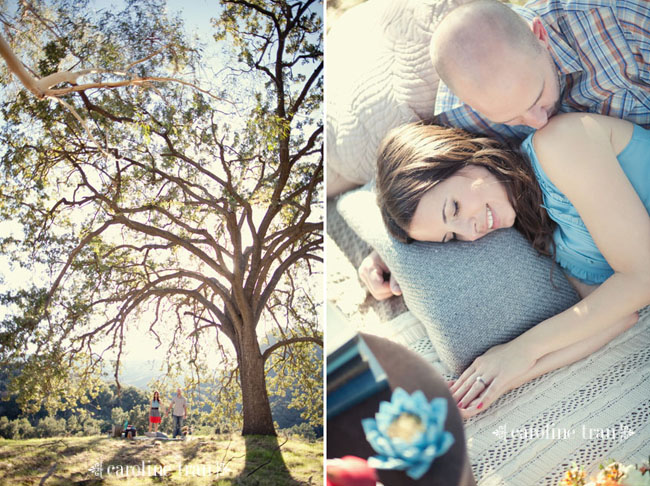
[361,388,455,480]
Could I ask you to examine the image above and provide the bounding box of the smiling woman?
[375,112,650,418]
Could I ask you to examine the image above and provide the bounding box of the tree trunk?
[237,324,277,436]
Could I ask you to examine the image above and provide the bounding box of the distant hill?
[112,351,322,434]
[117,359,166,389]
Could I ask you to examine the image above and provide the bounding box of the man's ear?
[532,17,550,49]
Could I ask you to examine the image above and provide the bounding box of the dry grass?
[0,434,323,485]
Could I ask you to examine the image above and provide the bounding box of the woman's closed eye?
[442,200,460,243]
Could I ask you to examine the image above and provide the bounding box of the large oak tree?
[0,0,322,435]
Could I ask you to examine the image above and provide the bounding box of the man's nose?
[522,105,549,129]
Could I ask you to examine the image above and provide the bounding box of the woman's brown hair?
[376,123,555,256]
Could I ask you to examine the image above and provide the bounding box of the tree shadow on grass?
[104,438,164,467]
[61,436,106,456]
[230,435,303,486]
[180,438,205,466]
[1,436,106,481]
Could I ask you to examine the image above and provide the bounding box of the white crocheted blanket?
[384,309,650,486]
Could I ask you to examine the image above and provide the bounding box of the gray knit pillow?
[337,183,580,375]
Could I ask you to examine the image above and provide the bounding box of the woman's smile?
[487,204,501,230]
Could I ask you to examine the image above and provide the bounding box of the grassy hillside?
[0,434,322,485]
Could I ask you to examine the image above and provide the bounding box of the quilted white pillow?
[326,0,470,185]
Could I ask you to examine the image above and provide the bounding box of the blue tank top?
[151,400,160,408]
[521,124,650,285]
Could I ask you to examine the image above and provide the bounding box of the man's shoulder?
[522,0,619,15]
[520,0,645,23]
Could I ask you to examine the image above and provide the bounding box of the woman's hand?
[450,342,537,419]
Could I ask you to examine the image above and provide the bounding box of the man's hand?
[358,250,401,301]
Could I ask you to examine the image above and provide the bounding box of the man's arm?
[357,250,401,301]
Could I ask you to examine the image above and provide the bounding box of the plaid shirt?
[434,0,650,141]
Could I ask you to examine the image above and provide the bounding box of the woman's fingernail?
[458,403,464,409]
[477,402,483,410]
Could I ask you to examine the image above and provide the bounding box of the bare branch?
[261,336,322,362]
[46,219,116,308]
[0,33,46,97]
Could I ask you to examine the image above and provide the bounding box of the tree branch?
[261,336,322,362]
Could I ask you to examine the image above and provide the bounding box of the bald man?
[431,0,649,141]
[359,0,649,302]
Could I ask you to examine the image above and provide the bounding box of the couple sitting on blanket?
[333,0,650,419]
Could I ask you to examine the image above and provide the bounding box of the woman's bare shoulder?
[534,113,634,157]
